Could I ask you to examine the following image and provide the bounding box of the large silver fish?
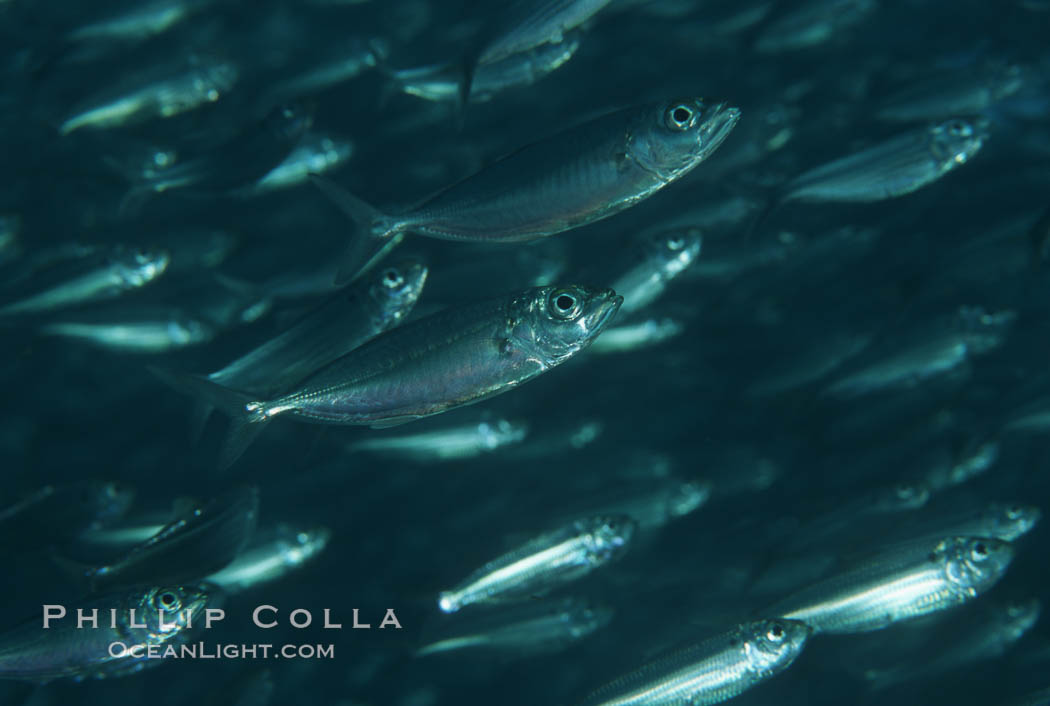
[152,284,621,468]
[315,97,739,281]
[580,619,811,705]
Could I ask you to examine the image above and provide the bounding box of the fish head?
[114,246,171,287]
[578,514,636,563]
[743,619,811,675]
[293,526,333,563]
[669,479,712,518]
[873,481,930,512]
[367,259,429,327]
[477,417,529,449]
[642,225,703,277]
[929,118,987,166]
[565,598,615,637]
[627,98,741,183]
[991,503,1042,541]
[944,536,1015,594]
[1001,598,1042,640]
[133,584,211,642]
[85,480,136,526]
[510,284,622,364]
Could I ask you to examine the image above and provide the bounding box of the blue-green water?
[2,0,1050,704]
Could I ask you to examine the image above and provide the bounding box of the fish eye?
[946,120,972,137]
[1006,505,1024,519]
[971,541,989,561]
[766,621,786,642]
[665,104,695,131]
[548,288,583,320]
[156,590,181,611]
[381,268,404,288]
[666,235,685,251]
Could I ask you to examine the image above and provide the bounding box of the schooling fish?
[152,284,622,468]
[0,584,209,682]
[314,97,739,282]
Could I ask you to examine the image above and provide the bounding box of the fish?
[753,0,877,53]
[606,226,702,317]
[313,98,739,282]
[416,597,613,657]
[203,525,331,594]
[151,284,621,468]
[858,598,1041,690]
[877,61,1028,123]
[587,318,684,354]
[59,487,259,589]
[388,31,582,105]
[779,119,987,204]
[0,245,170,318]
[0,481,135,548]
[437,514,636,613]
[345,414,529,462]
[458,0,613,107]
[0,584,209,682]
[579,619,811,705]
[190,260,427,440]
[241,132,354,195]
[58,53,238,135]
[38,310,215,353]
[764,536,1015,634]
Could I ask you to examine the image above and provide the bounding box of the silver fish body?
[416,597,612,657]
[39,313,214,353]
[316,98,737,281]
[611,227,702,316]
[438,514,636,613]
[580,619,810,705]
[472,0,611,68]
[0,585,209,682]
[208,260,428,398]
[766,536,1015,634]
[0,245,169,318]
[782,119,986,203]
[346,415,529,462]
[238,284,618,426]
[204,525,331,594]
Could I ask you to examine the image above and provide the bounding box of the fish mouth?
[586,291,623,333]
[699,102,742,154]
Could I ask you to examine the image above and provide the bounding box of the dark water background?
[2,0,1050,704]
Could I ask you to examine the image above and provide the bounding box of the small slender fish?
[588,317,684,354]
[580,619,811,706]
[0,584,209,682]
[315,98,739,282]
[0,245,169,318]
[765,536,1015,634]
[860,598,1041,690]
[390,32,581,104]
[609,227,702,317]
[556,475,712,532]
[885,502,1041,545]
[258,38,387,107]
[59,54,238,135]
[66,0,208,45]
[0,481,134,547]
[459,0,613,104]
[754,0,876,53]
[438,514,636,613]
[416,597,612,657]
[191,261,427,440]
[61,487,259,589]
[203,525,331,594]
[39,312,215,354]
[242,132,354,195]
[877,61,1027,123]
[345,414,529,462]
[152,284,621,468]
[780,119,986,204]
